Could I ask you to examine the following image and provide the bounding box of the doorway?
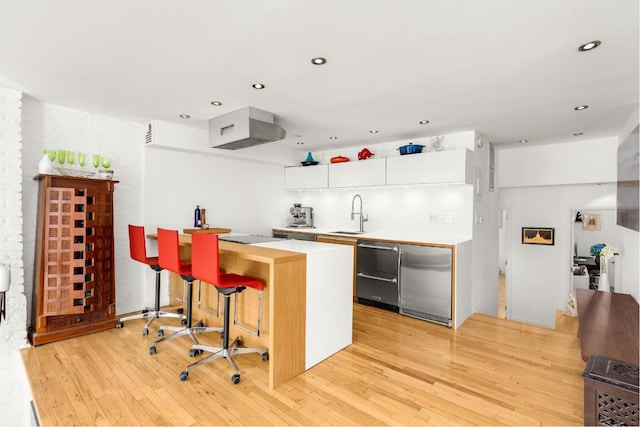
[498,206,511,319]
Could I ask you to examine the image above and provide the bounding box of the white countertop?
[253,239,350,254]
[272,227,471,246]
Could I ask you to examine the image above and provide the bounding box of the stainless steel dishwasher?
[356,240,400,312]
[399,244,452,326]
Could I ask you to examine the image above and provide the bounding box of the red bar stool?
[149,228,222,355]
[116,225,186,335]
[179,233,268,384]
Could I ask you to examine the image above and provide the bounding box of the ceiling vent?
[209,106,286,150]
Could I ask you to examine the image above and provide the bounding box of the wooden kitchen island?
[148,234,353,389]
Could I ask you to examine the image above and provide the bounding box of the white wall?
[284,185,474,237]
[21,99,145,317]
[472,136,500,317]
[0,87,28,349]
[500,183,617,327]
[144,147,286,235]
[499,137,618,187]
[498,124,639,327]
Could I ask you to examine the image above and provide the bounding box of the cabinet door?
[386,149,473,185]
[328,158,386,188]
[43,187,87,315]
[86,188,114,309]
[285,165,328,189]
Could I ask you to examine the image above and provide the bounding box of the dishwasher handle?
[357,272,397,284]
[357,243,398,252]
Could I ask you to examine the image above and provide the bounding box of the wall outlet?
[438,213,453,223]
[429,213,453,223]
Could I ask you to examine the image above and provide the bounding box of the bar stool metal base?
[179,292,268,384]
[148,279,222,354]
[180,339,268,384]
[118,309,185,336]
[116,266,187,335]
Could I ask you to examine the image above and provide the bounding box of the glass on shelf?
[92,154,101,169]
[57,149,66,165]
[45,149,56,162]
[101,157,112,169]
[66,150,76,168]
[77,152,86,168]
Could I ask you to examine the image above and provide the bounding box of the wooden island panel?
[149,234,306,388]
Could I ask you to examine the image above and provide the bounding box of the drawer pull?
[357,243,398,251]
[357,272,397,283]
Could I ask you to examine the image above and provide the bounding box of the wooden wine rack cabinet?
[29,174,119,345]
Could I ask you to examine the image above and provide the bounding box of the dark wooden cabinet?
[29,174,118,345]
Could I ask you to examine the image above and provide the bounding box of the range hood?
[209,106,286,150]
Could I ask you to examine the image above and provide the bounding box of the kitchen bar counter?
[147,233,352,388]
[253,239,353,369]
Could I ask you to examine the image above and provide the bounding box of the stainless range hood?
[209,106,286,150]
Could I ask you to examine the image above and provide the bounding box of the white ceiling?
[0,0,638,151]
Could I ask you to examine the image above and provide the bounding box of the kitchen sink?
[330,231,365,235]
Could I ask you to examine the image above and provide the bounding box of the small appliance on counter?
[287,203,314,228]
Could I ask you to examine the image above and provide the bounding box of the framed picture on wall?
[582,214,602,231]
[522,227,555,245]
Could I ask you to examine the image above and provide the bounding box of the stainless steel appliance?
[272,230,317,241]
[399,244,452,326]
[287,203,313,228]
[356,240,400,311]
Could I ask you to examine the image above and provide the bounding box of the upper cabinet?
[285,164,329,190]
[386,149,473,185]
[328,158,386,188]
[284,149,474,190]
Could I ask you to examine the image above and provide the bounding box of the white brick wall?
[0,87,28,349]
[22,99,147,318]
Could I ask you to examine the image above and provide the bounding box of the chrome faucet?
[351,194,368,233]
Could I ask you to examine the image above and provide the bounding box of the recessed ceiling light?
[574,132,584,136]
[252,83,265,89]
[369,130,379,134]
[311,57,327,65]
[179,114,191,119]
[518,139,528,144]
[211,101,222,106]
[578,40,601,52]
[329,136,338,140]
[574,105,589,110]
[296,141,304,145]
[419,120,430,124]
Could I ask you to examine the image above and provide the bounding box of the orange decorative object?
[330,156,350,163]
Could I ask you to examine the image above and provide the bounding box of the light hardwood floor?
[21,304,585,426]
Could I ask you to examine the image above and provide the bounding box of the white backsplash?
[284,184,473,237]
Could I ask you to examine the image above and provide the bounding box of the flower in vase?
[589,243,605,257]
[590,243,619,275]
[600,245,619,260]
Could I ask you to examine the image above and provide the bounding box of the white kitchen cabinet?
[328,158,386,188]
[285,164,328,190]
[386,149,473,185]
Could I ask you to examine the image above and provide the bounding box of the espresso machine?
[287,203,314,228]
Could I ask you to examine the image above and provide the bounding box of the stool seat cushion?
[219,273,263,290]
